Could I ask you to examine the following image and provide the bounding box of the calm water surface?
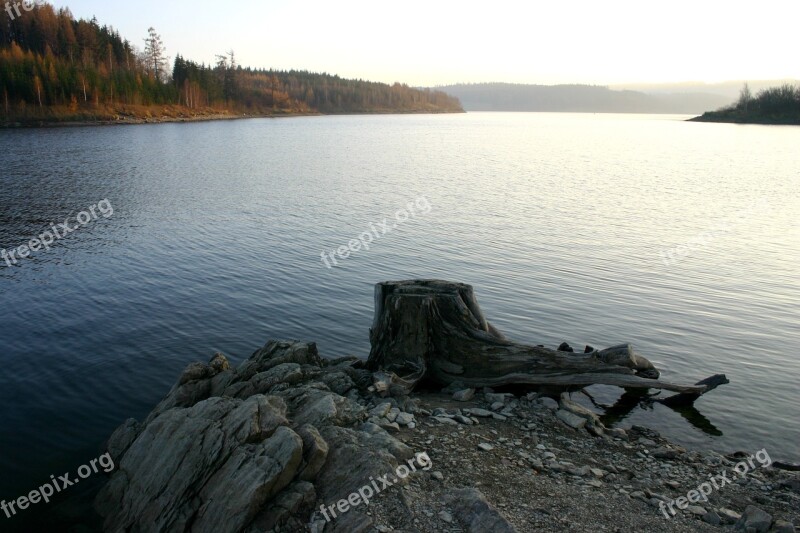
[0,113,798,526]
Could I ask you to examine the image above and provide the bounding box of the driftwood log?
[366,280,727,402]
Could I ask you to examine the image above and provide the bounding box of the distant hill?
[437,83,732,114]
[612,80,800,100]
[1,3,462,126]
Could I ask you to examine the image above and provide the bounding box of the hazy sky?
[51,0,800,87]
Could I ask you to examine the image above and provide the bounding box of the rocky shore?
[95,340,799,533]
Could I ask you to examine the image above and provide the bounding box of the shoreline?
[84,340,798,533]
[688,114,800,126]
[0,109,465,130]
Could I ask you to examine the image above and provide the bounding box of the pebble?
[452,388,475,401]
[478,443,494,452]
[686,505,706,516]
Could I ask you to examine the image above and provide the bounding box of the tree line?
[692,83,800,125]
[1,3,462,119]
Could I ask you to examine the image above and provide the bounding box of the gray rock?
[385,407,400,422]
[316,425,413,505]
[652,447,679,459]
[703,511,722,526]
[771,520,796,533]
[248,480,316,532]
[369,402,393,418]
[395,412,415,426]
[296,424,329,482]
[249,363,304,395]
[454,414,474,425]
[96,395,298,532]
[453,388,476,401]
[106,418,141,463]
[734,505,773,533]
[485,392,509,404]
[433,416,460,425]
[379,421,401,433]
[717,507,741,524]
[465,408,493,418]
[478,443,494,452]
[687,505,707,516]
[282,387,365,428]
[242,340,322,376]
[439,510,454,523]
[539,397,559,411]
[319,371,356,395]
[443,488,517,532]
[556,409,587,429]
[197,426,304,532]
[607,427,628,439]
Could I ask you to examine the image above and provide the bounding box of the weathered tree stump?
[366,280,727,400]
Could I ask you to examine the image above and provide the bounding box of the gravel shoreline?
[94,340,799,533]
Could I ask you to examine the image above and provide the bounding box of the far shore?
[1,107,466,130]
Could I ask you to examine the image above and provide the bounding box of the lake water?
[0,113,798,528]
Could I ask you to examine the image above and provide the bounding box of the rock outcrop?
[96,340,426,533]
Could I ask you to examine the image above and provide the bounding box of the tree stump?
[367,280,727,400]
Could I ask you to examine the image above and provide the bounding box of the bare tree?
[738,82,752,112]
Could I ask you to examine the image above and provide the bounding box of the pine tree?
[143,27,167,82]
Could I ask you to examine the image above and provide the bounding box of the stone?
[319,371,356,395]
[379,422,401,433]
[250,481,316,532]
[687,505,707,516]
[106,418,141,463]
[485,392,509,404]
[369,402,393,418]
[651,447,679,459]
[556,409,587,429]
[453,414,474,425]
[465,408,493,417]
[478,443,495,451]
[607,427,627,439]
[734,505,773,533]
[771,520,796,533]
[96,395,301,532]
[296,424,329,482]
[433,416,459,425]
[702,512,722,526]
[443,488,517,532]
[395,412,414,426]
[557,342,574,352]
[539,397,559,411]
[439,510,454,523]
[385,407,400,422]
[453,388,476,401]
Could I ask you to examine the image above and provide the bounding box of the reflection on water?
[0,113,798,528]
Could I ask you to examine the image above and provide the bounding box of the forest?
[691,83,800,125]
[0,3,462,123]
